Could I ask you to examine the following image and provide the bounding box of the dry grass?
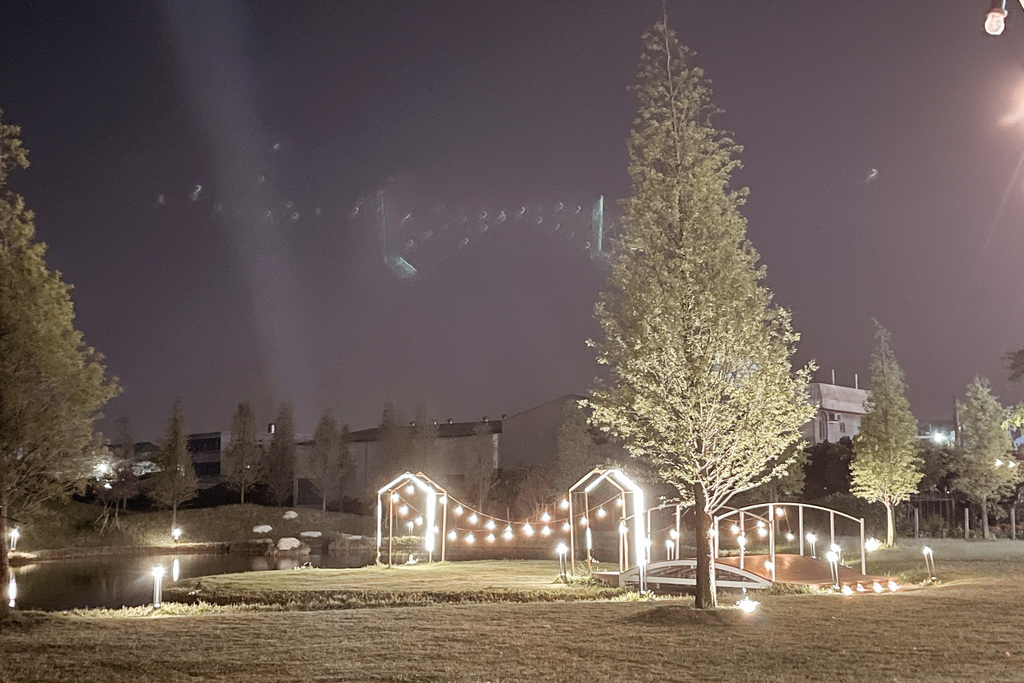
[4,542,1024,681]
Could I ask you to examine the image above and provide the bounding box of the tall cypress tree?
[850,325,921,546]
[151,399,198,533]
[589,20,813,609]
[953,377,1020,539]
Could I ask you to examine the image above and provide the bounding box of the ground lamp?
[825,550,840,588]
[171,527,182,543]
[737,591,759,614]
[806,532,817,558]
[556,542,568,580]
[922,546,937,580]
[152,565,164,608]
[9,527,19,552]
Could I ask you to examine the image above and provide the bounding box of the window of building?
[840,423,846,433]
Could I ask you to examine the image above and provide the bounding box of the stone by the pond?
[277,537,302,551]
[252,525,273,534]
[299,531,322,538]
[282,511,298,520]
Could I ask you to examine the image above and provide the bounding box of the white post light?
[923,546,936,580]
[152,566,165,608]
[9,528,19,552]
[825,550,840,587]
[806,532,817,558]
[171,527,182,542]
[987,0,1008,35]
[556,542,568,580]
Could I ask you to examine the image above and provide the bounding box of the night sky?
[3,1,1024,440]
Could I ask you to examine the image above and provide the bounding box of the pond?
[9,551,375,611]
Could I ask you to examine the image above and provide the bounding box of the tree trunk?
[884,500,895,547]
[171,502,178,535]
[693,483,717,610]
[1,499,10,618]
[240,487,245,505]
[321,493,327,513]
[981,496,991,540]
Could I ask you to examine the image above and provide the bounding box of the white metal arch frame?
[713,502,867,581]
[376,472,449,566]
[567,468,648,589]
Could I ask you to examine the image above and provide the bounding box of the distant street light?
[986,0,1024,35]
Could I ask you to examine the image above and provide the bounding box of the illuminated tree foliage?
[225,400,262,504]
[264,402,296,506]
[150,399,198,532]
[308,410,351,512]
[953,377,1020,540]
[0,111,120,615]
[850,326,921,546]
[589,21,813,610]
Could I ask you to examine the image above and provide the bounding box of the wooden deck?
[715,554,888,587]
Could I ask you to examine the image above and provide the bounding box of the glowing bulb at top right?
[986,7,1007,36]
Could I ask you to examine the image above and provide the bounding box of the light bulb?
[540,511,551,523]
[454,505,464,516]
[448,530,457,541]
[541,525,551,536]
[986,8,1007,36]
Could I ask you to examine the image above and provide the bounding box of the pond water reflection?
[11,551,374,611]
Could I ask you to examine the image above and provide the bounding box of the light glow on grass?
[865,538,881,552]
[737,594,759,613]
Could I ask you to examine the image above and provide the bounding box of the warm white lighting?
[730,524,740,535]
[579,516,588,527]
[841,585,853,596]
[399,505,409,516]
[756,520,765,529]
[559,498,569,510]
[737,535,748,548]
[502,525,514,540]
[486,533,496,544]
[805,533,816,543]
[523,523,534,536]
[541,525,551,536]
[540,511,551,523]
[757,527,767,538]
[448,530,457,541]
[888,580,899,592]
[172,558,181,582]
[737,595,759,614]
[454,505,464,516]
[562,521,571,532]
[619,521,629,535]
[669,528,679,540]
[665,539,674,549]
[931,432,946,445]
[95,462,111,476]
[922,546,933,556]
[865,538,881,552]
[390,492,399,502]
[996,458,1004,467]
[438,496,447,505]
[556,542,568,557]
[764,561,774,572]
[596,507,607,519]
[485,519,496,531]
[151,565,164,608]
[468,513,479,524]
[775,507,785,517]
[406,521,414,534]
[405,484,415,495]
[9,527,19,551]
[825,550,838,563]
[465,533,475,544]
[856,583,866,592]
[171,527,182,541]
[872,582,884,593]
[987,5,1008,36]
[830,543,841,555]
[785,532,794,541]
[414,516,423,527]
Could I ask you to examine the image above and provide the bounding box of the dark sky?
[3,1,1024,440]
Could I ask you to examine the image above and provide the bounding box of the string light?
[579,516,588,526]
[562,521,571,532]
[669,529,679,540]
[597,507,607,518]
[730,524,740,535]
[414,516,423,527]
[405,485,415,495]
[399,505,409,516]
[559,498,569,510]
[391,493,400,502]
[466,533,475,544]
[454,505,464,516]
[486,533,496,544]
[502,526,514,540]
[541,511,551,523]
[485,519,496,531]
[619,521,629,535]
[523,523,534,536]
[448,530,457,541]
[541,525,551,536]
[775,507,785,517]
[757,527,767,538]
[468,513,479,524]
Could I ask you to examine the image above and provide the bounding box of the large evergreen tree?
[953,377,1020,539]
[264,402,296,506]
[850,325,921,546]
[589,21,813,609]
[0,111,120,616]
[225,400,262,504]
[150,399,198,533]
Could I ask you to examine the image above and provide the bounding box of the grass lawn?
[3,541,1024,681]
